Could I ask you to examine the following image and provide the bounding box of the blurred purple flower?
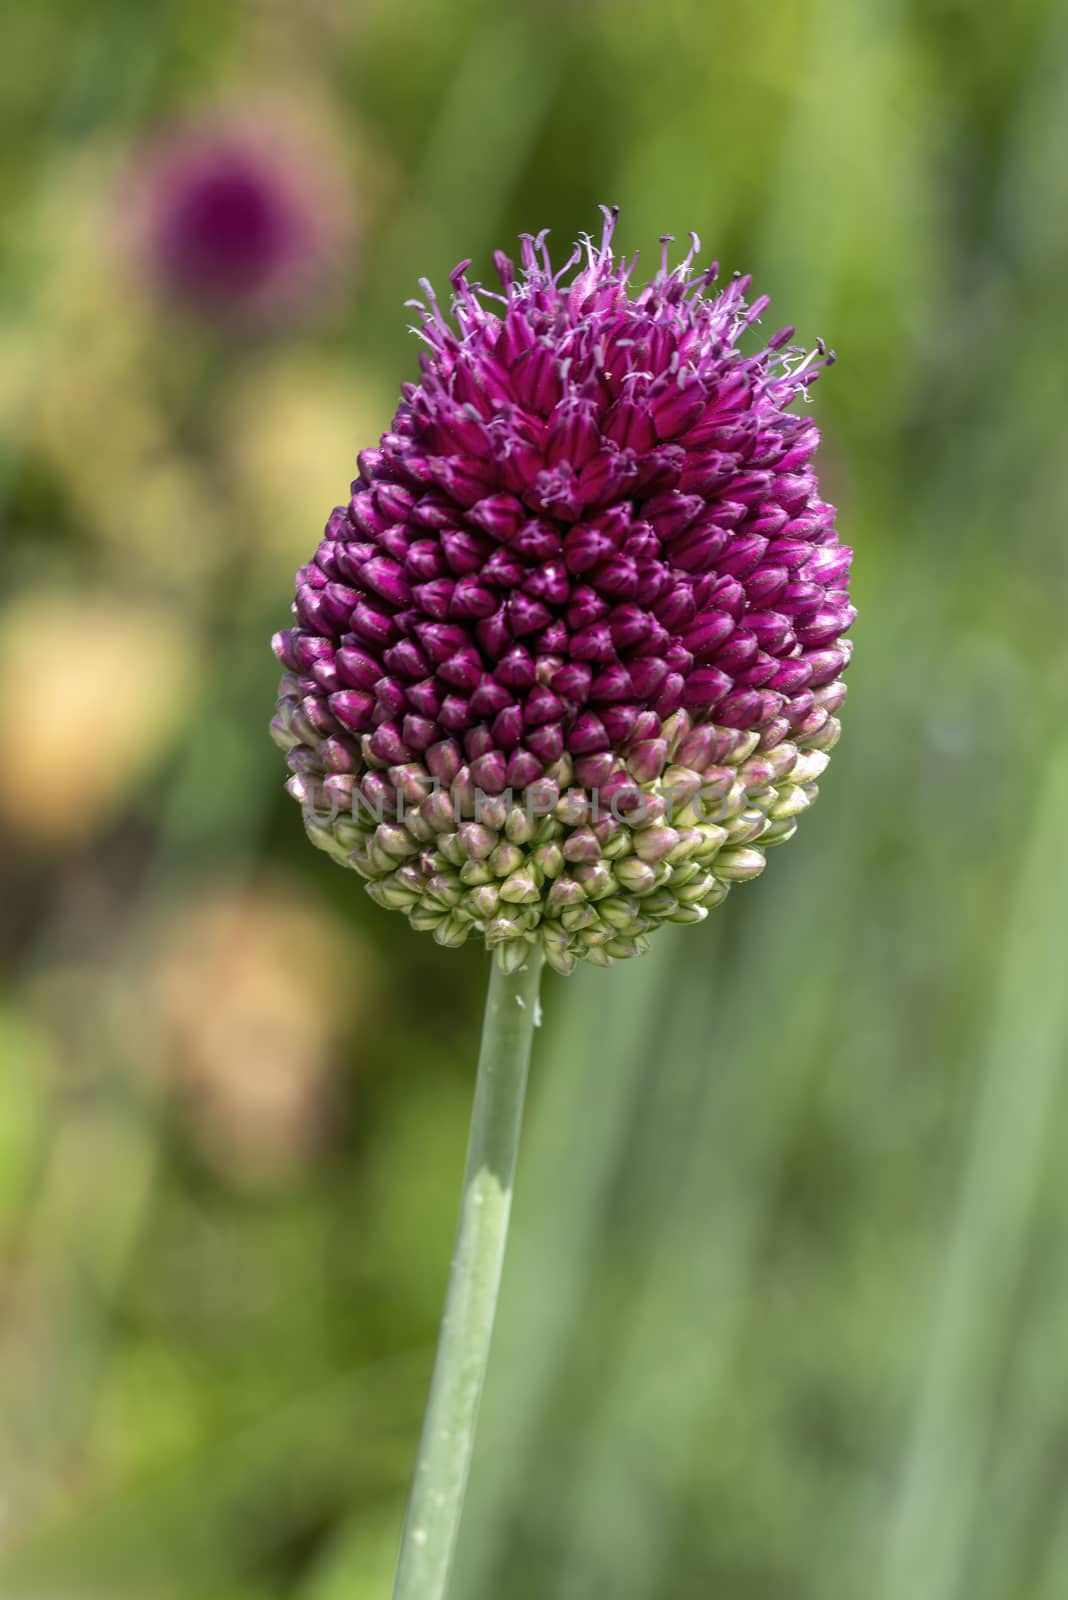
[272,211,854,971]
[129,111,353,325]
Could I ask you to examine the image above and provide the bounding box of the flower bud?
[272,214,852,967]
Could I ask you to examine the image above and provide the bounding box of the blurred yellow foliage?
[0,590,195,844]
[144,874,377,1185]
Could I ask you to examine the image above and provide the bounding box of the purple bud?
[609,604,652,650]
[361,557,411,607]
[644,491,705,541]
[467,492,526,541]
[470,678,514,717]
[649,379,706,441]
[568,712,611,755]
[491,705,525,749]
[670,523,731,574]
[527,722,564,764]
[552,662,593,703]
[680,611,735,660]
[402,714,437,751]
[495,645,536,690]
[406,678,442,717]
[440,528,488,574]
[525,684,565,726]
[438,694,471,731]
[335,646,380,690]
[469,751,508,794]
[450,576,498,619]
[439,648,484,691]
[627,739,669,782]
[375,677,407,719]
[369,723,412,765]
[564,523,615,574]
[602,705,639,745]
[796,608,853,648]
[570,623,615,663]
[590,665,633,704]
[352,602,397,647]
[681,667,731,710]
[805,647,848,687]
[426,738,462,784]
[524,559,571,606]
[508,593,553,636]
[507,749,544,788]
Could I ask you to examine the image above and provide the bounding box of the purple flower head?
[272,212,854,972]
[130,111,353,326]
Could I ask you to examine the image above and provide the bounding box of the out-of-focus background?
[2,0,1067,1596]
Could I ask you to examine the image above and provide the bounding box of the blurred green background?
[2,0,1068,1596]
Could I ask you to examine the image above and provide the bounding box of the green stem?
[392,949,545,1600]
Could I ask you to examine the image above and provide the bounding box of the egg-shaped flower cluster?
[272,211,853,973]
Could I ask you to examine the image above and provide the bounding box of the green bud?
[764,741,801,780]
[614,855,658,894]
[667,904,709,925]
[390,763,434,804]
[544,944,576,976]
[675,873,716,905]
[661,766,704,806]
[532,841,565,878]
[434,913,471,948]
[635,826,680,864]
[486,913,528,946]
[641,889,678,918]
[693,823,729,860]
[403,812,435,845]
[547,876,587,911]
[476,795,510,831]
[425,873,463,909]
[458,821,498,861]
[467,884,501,919]
[561,903,597,933]
[736,756,776,791]
[572,860,614,900]
[494,938,531,975]
[555,790,590,826]
[723,808,767,845]
[366,880,420,912]
[421,789,457,832]
[436,833,466,869]
[665,826,702,864]
[582,943,612,968]
[488,841,525,877]
[330,818,366,851]
[562,826,601,863]
[375,823,416,860]
[715,846,767,882]
[599,896,644,932]
[505,805,537,846]
[499,870,542,905]
[599,826,632,860]
[767,785,813,821]
[459,858,494,887]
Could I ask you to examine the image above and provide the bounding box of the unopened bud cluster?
[272,212,854,970]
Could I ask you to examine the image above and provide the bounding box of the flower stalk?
[392,949,545,1600]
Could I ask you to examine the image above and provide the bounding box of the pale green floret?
[274,689,844,973]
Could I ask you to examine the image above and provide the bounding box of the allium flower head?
[272,211,854,973]
[130,111,352,325]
